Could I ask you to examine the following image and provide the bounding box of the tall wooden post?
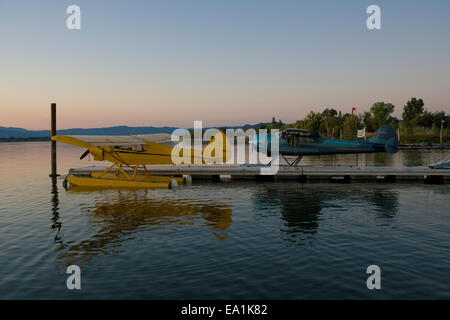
[441,120,444,145]
[49,103,59,177]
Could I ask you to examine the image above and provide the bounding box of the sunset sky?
[1,0,450,130]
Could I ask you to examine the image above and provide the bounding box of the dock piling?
[49,103,59,177]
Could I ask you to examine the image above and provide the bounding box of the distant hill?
[0,125,177,139]
[0,123,271,139]
[235,122,273,130]
[0,126,49,138]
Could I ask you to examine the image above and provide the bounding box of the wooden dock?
[69,165,450,183]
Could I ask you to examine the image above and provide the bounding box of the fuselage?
[254,128,395,156]
[277,137,386,156]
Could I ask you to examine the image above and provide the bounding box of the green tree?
[370,102,395,129]
[418,110,434,128]
[322,108,337,118]
[304,111,322,132]
[363,111,375,132]
[402,98,424,121]
[342,117,358,137]
[294,119,305,129]
[388,116,400,129]
[432,111,448,129]
[321,108,338,137]
[266,118,285,130]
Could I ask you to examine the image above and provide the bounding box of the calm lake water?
[0,141,449,299]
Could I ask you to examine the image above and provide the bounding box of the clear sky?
[1,0,450,130]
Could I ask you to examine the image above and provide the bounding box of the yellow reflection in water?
[53,187,232,265]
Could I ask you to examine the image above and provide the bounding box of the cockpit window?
[286,136,315,146]
[134,145,146,152]
[114,145,147,152]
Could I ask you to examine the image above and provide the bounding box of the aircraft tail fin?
[367,125,399,153]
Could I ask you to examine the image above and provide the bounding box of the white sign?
[357,127,366,138]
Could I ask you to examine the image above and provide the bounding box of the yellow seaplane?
[52,132,230,189]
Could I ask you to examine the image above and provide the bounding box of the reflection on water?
[299,148,447,167]
[50,177,63,244]
[1,142,449,299]
[367,189,398,220]
[254,184,322,244]
[402,150,424,167]
[254,183,399,245]
[53,188,232,265]
[372,152,394,166]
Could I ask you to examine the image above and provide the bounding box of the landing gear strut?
[281,154,303,166]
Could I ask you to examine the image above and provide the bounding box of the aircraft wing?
[136,133,172,144]
[51,133,172,148]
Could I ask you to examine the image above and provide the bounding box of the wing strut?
[281,154,303,166]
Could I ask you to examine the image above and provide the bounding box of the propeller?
[80,149,90,160]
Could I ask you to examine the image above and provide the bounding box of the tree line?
[261,97,449,140]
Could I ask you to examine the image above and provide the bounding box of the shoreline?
[0,137,50,142]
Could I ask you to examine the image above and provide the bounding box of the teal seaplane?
[255,125,399,166]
